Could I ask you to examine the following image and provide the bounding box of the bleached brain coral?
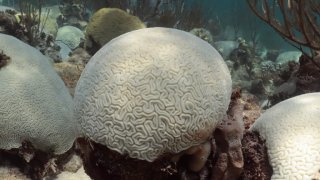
[74,27,232,161]
[56,26,84,49]
[250,92,320,179]
[0,34,76,154]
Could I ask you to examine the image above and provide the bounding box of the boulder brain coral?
[250,92,320,179]
[56,25,84,50]
[84,8,145,54]
[0,34,76,154]
[74,27,232,162]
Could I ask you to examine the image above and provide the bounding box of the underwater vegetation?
[248,0,320,59]
[0,0,319,180]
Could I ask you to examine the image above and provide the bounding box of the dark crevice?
[0,50,11,68]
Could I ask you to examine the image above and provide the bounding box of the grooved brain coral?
[0,34,76,154]
[74,27,232,161]
[250,92,320,179]
[56,26,84,50]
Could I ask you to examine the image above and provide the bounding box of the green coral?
[85,8,145,54]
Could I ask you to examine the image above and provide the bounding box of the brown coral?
[84,8,145,54]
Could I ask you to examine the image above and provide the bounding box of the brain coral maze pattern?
[77,36,227,162]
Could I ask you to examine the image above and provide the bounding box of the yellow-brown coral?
[85,8,145,54]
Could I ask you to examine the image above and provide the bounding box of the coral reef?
[3,0,320,179]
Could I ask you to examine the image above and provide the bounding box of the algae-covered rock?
[85,8,145,54]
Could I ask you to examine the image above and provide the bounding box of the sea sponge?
[74,27,232,162]
[0,34,76,154]
[84,8,145,54]
[250,92,320,179]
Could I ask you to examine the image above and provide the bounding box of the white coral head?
[0,34,76,154]
[250,92,320,179]
[74,27,232,162]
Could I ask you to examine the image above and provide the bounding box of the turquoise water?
[0,0,293,50]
